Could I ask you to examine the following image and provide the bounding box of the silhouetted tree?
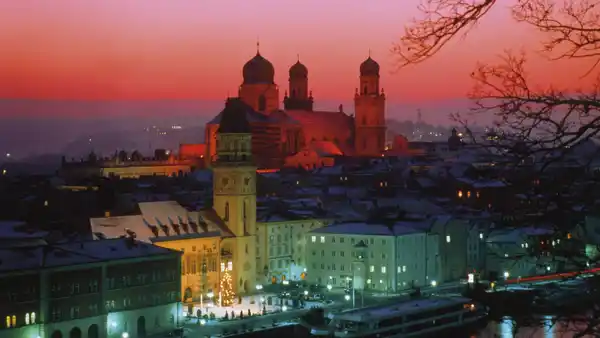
[395,1,600,336]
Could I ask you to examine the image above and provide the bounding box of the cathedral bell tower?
[212,97,257,294]
[354,55,386,156]
[283,57,314,111]
[238,43,280,114]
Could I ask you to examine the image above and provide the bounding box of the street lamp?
[326,284,332,291]
[344,294,351,301]
[431,280,437,287]
[503,271,510,280]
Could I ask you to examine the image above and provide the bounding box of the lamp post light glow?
[326,284,332,291]
[503,271,510,279]
[121,333,129,338]
[344,294,351,301]
[431,280,437,287]
[467,273,475,284]
[282,305,288,312]
[304,290,309,296]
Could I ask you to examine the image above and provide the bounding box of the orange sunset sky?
[0,0,596,104]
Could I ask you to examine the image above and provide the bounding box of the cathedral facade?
[205,49,387,169]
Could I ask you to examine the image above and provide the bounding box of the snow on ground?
[184,294,325,319]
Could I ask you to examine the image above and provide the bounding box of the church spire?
[256,37,260,55]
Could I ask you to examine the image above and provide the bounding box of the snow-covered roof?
[0,221,48,239]
[333,296,472,322]
[456,177,507,188]
[90,201,230,243]
[487,227,553,243]
[309,220,432,236]
[0,237,179,273]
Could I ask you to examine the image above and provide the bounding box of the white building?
[486,227,557,280]
[305,220,442,292]
[255,215,330,284]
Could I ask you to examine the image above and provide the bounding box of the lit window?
[30,312,35,324]
[397,266,402,273]
[11,316,15,327]
[467,191,471,198]
[320,236,325,243]
[381,266,386,274]
[369,265,375,272]
[479,233,483,240]
[457,190,463,198]
[311,236,316,243]
[446,235,451,243]
[567,233,572,239]
[227,261,232,271]
[402,265,407,272]
[476,191,480,198]
[25,313,29,325]
[220,262,225,272]
[5,316,10,328]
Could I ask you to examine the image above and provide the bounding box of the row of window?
[5,312,36,328]
[311,236,387,245]
[457,190,481,199]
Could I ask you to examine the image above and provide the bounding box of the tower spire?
[368,48,371,58]
[297,54,300,62]
[256,37,260,55]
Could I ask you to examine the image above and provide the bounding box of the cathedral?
[205,48,387,169]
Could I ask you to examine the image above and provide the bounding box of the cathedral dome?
[360,57,380,76]
[243,53,275,84]
[289,61,308,79]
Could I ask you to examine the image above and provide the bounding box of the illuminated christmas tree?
[220,270,235,307]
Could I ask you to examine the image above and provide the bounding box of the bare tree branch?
[393,0,496,68]
[395,0,600,73]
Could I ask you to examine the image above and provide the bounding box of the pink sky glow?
[0,0,596,106]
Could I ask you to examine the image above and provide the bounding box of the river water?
[477,316,595,338]
[230,317,595,338]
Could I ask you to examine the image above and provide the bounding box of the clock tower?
[213,98,257,294]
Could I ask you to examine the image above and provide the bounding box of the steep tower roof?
[242,52,275,84]
[360,57,380,76]
[289,60,308,79]
[217,98,252,134]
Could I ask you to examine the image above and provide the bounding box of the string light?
[220,269,235,306]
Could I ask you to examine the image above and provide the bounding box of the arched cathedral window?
[224,202,229,222]
[258,95,266,111]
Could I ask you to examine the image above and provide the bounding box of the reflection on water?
[477,315,595,337]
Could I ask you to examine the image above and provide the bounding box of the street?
[168,282,468,337]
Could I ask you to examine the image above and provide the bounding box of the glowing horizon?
[0,0,596,105]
